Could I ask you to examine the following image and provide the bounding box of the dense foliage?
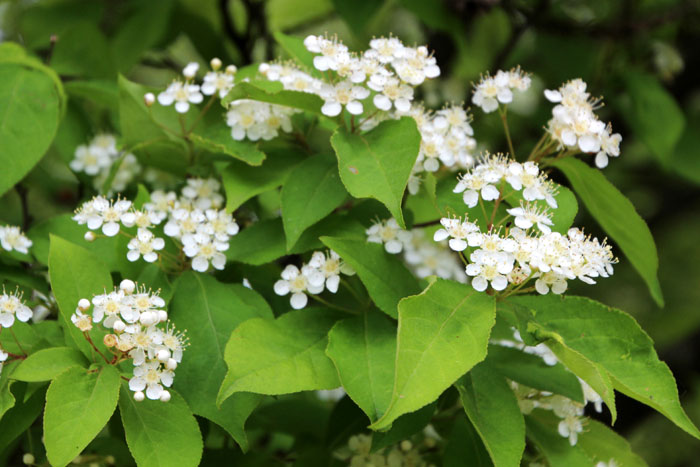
[0,1,699,466]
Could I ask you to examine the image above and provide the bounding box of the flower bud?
[258,63,269,74]
[22,453,35,465]
[157,309,168,323]
[166,358,178,370]
[120,279,136,294]
[159,390,171,402]
[103,334,117,348]
[225,64,237,75]
[183,62,199,79]
[400,440,412,452]
[113,320,126,333]
[105,456,116,465]
[134,391,145,402]
[140,311,157,326]
[156,349,171,362]
[78,298,91,311]
[144,92,155,107]
[210,57,222,71]
[84,231,96,242]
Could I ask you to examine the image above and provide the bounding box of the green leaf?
[579,419,647,466]
[50,21,115,79]
[218,308,341,404]
[0,361,18,421]
[456,362,526,467]
[13,347,88,382]
[320,237,421,318]
[371,279,496,430]
[525,410,594,467]
[220,149,305,212]
[505,184,578,234]
[486,345,584,402]
[331,118,421,228]
[169,272,273,451]
[0,384,46,453]
[444,415,493,467]
[189,110,266,166]
[512,295,700,439]
[44,366,121,467]
[48,235,113,359]
[119,386,203,467]
[326,310,396,422]
[331,0,384,37]
[272,31,320,77]
[371,402,436,452]
[553,157,663,306]
[281,154,348,249]
[221,80,324,114]
[0,63,61,197]
[621,71,685,165]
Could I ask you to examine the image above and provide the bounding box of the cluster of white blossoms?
[0,288,33,329]
[71,279,187,402]
[226,98,299,142]
[274,250,355,309]
[0,224,32,255]
[544,79,622,168]
[69,134,141,194]
[73,178,239,272]
[472,67,532,113]
[335,434,434,467]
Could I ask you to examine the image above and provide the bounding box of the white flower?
[453,171,501,208]
[164,208,206,239]
[201,70,234,98]
[304,34,350,72]
[226,100,297,141]
[273,264,323,309]
[182,62,199,79]
[157,81,204,113]
[0,291,33,328]
[366,218,412,254]
[121,208,163,229]
[69,144,111,175]
[368,37,405,64]
[91,290,128,328]
[308,250,353,293]
[71,309,93,332]
[0,225,32,254]
[558,416,583,446]
[127,228,165,263]
[73,196,132,237]
[466,253,512,292]
[534,271,568,295]
[392,45,440,85]
[507,202,553,233]
[433,216,480,252]
[182,233,227,272]
[129,360,174,400]
[181,178,224,210]
[319,81,370,117]
[372,76,413,112]
[200,209,239,242]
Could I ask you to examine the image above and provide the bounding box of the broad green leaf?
[0,361,18,421]
[326,310,396,422]
[13,347,87,382]
[331,0,384,37]
[553,157,663,306]
[50,21,114,79]
[0,384,46,453]
[220,149,305,212]
[505,184,578,234]
[0,42,66,110]
[371,279,496,430]
[578,419,647,467]
[331,118,421,228]
[111,1,174,72]
[326,396,371,449]
[48,235,113,359]
[272,31,320,77]
[218,308,341,404]
[221,81,323,113]
[320,237,421,318]
[136,263,174,304]
[189,110,266,166]
[119,386,203,467]
[512,295,700,439]
[525,410,594,467]
[371,402,436,452]
[169,272,273,451]
[44,366,120,467]
[444,415,493,467]
[0,63,61,197]
[281,154,348,249]
[487,345,584,402]
[64,80,118,110]
[621,71,685,165]
[456,362,525,467]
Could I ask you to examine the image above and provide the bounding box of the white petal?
[448,238,467,252]
[373,94,392,111]
[321,101,342,117]
[192,256,209,272]
[274,280,290,296]
[595,152,609,168]
[326,275,340,293]
[175,101,190,113]
[471,276,488,292]
[346,101,363,115]
[102,222,120,237]
[433,229,449,242]
[385,240,403,254]
[290,293,308,310]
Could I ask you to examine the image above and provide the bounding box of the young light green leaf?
[221,80,323,113]
[326,310,396,422]
[486,345,584,402]
[119,386,203,467]
[330,117,421,228]
[512,294,700,439]
[220,149,305,212]
[281,154,349,249]
[456,362,526,467]
[218,308,341,404]
[320,237,421,318]
[13,347,87,382]
[370,279,496,430]
[189,110,266,166]
[44,366,120,467]
[0,63,61,197]
[48,235,113,359]
[169,272,273,451]
[272,31,320,76]
[553,157,663,306]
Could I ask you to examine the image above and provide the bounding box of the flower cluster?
[226,98,298,141]
[0,224,32,254]
[472,67,531,113]
[157,62,205,113]
[274,250,355,309]
[69,134,141,194]
[71,279,187,402]
[0,288,33,329]
[334,433,435,467]
[544,79,622,168]
[73,178,239,272]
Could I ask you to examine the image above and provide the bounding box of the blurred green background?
[0,0,699,464]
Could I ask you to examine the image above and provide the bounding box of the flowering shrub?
[0,4,697,466]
